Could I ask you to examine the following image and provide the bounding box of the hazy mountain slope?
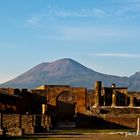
[1,58,140,91]
[130,72,140,80]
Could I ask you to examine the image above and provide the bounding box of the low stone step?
[57,121,76,129]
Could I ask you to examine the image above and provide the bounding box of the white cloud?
[93,52,140,58]
[47,3,140,20]
[44,26,140,42]
[110,0,140,19]
[24,16,41,27]
[49,7,109,18]
[23,1,140,29]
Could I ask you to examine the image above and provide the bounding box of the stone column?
[42,104,46,115]
[47,115,50,131]
[111,90,116,107]
[0,114,3,136]
[0,114,1,129]
[137,118,140,135]
[129,95,134,108]
[94,81,102,107]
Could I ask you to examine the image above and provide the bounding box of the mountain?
[130,72,140,80]
[1,58,140,91]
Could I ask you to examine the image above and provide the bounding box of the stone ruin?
[0,81,140,136]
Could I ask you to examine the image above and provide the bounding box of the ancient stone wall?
[99,114,140,129]
[0,88,14,95]
[0,114,50,136]
[102,116,137,129]
[90,107,140,129]
[34,85,86,114]
[2,114,22,136]
[21,115,34,134]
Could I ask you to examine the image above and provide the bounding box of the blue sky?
[0,0,140,83]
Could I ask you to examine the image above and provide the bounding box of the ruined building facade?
[1,81,140,136]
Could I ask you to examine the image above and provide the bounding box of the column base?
[0,129,3,136]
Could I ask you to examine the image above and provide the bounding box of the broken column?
[0,114,3,136]
[137,118,140,135]
[129,95,134,108]
[111,90,116,107]
[42,104,46,115]
[94,81,102,107]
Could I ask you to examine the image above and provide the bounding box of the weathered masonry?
[33,85,86,127]
[1,82,140,136]
[86,81,140,129]
[0,114,51,136]
[91,81,138,108]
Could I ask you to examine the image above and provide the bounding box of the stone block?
[6,128,22,136]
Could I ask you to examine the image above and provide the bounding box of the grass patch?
[2,129,137,140]
[4,134,140,140]
[49,128,135,134]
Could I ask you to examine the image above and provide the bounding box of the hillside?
[1,58,140,91]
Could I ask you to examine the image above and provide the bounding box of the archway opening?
[56,91,77,122]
